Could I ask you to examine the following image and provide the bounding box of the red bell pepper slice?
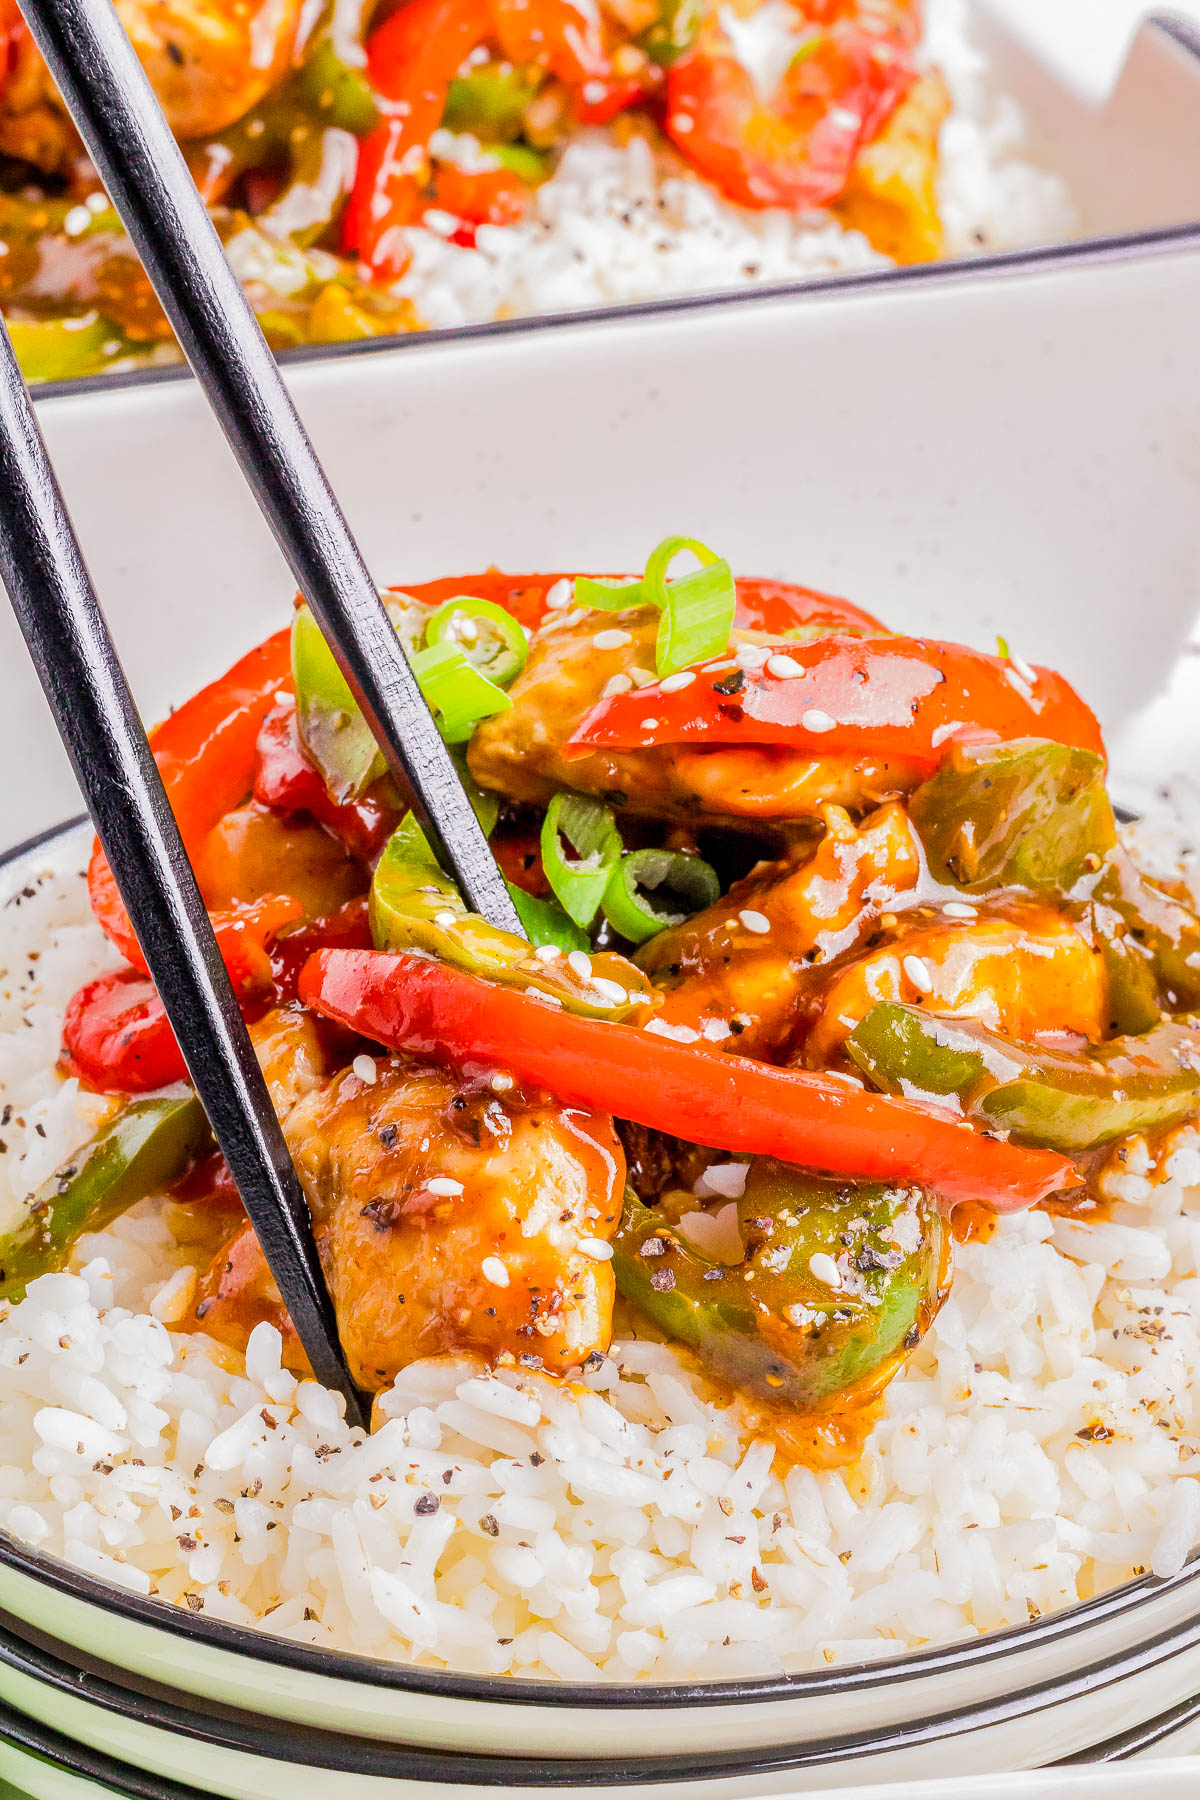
[87,630,301,993]
[253,699,399,862]
[567,636,1105,772]
[342,0,491,276]
[386,572,882,637]
[299,949,1078,1211]
[425,164,529,245]
[61,968,188,1094]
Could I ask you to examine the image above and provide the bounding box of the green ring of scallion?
[424,596,530,688]
[602,847,720,944]
[645,535,737,679]
[408,641,512,744]
[540,792,623,929]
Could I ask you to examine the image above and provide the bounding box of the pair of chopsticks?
[0,0,525,1426]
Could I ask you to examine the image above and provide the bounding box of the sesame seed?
[701,1018,731,1041]
[533,945,561,962]
[930,720,967,748]
[659,670,696,692]
[943,901,978,919]
[644,1017,700,1043]
[800,708,836,733]
[701,1161,749,1198]
[490,1072,515,1093]
[830,107,862,130]
[427,1177,464,1196]
[601,674,634,698]
[1003,666,1033,702]
[809,1252,842,1287]
[593,629,632,650]
[433,910,458,927]
[579,1237,614,1261]
[1010,649,1038,686]
[544,579,573,611]
[739,909,771,934]
[481,1257,510,1288]
[903,954,934,993]
[641,717,660,730]
[735,644,770,671]
[63,205,91,237]
[352,1054,378,1084]
[591,977,628,1005]
[567,950,593,979]
[765,653,806,679]
[674,112,693,131]
[629,667,658,689]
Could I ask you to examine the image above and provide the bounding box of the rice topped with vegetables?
[2,541,1199,1681]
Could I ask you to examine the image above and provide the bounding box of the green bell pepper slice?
[369,825,653,1017]
[442,64,542,141]
[6,313,127,383]
[846,1000,1200,1153]
[0,1094,211,1302]
[909,739,1116,895]
[639,0,702,66]
[1092,848,1200,1019]
[613,1166,945,1414]
[298,35,379,136]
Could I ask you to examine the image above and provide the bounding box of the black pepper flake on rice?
[479,1513,500,1537]
[184,1593,204,1612]
[529,1452,544,1466]
[583,1351,604,1371]
[213,1497,235,1514]
[414,1493,440,1516]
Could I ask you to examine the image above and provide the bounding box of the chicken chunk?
[469,606,924,830]
[193,1014,626,1391]
[799,902,1109,1065]
[636,802,921,1058]
[834,71,949,264]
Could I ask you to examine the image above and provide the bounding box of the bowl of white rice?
[3,222,1200,1791]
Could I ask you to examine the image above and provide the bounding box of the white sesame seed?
[701,1018,731,1042]
[735,644,770,671]
[1003,666,1033,702]
[601,673,634,698]
[830,107,862,130]
[490,1072,515,1093]
[930,720,967,748]
[809,1252,842,1288]
[544,579,572,611]
[86,190,109,213]
[481,1256,510,1288]
[641,717,660,730]
[700,1161,749,1198]
[825,1070,865,1089]
[800,708,837,733]
[567,950,593,979]
[1010,649,1038,686]
[673,112,693,132]
[765,653,806,680]
[578,1237,614,1261]
[433,910,458,927]
[533,945,561,962]
[593,629,632,650]
[629,667,659,689]
[643,1017,701,1043]
[427,1177,464,1196]
[63,204,91,237]
[738,909,771,934]
[943,901,978,919]
[903,954,934,993]
[659,670,697,692]
[352,1054,378,1084]
[591,977,628,1005]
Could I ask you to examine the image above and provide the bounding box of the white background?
[1006,0,1200,96]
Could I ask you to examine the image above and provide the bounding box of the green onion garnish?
[506,882,589,952]
[996,635,1011,661]
[573,576,645,611]
[424,596,530,688]
[645,536,736,678]
[540,792,623,929]
[409,641,512,744]
[291,604,385,803]
[601,848,720,944]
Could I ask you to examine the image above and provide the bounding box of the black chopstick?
[0,318,366,1431]
[16,0,521,938]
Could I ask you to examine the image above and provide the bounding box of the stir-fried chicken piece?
[636,802,921,1058]
[0,0,306,175]
[799,902,1109,1064]
[193,1011,625,1390]
[469,605,924,829]
[834,71,949,264]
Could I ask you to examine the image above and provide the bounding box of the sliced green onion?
[424,596,530,688]
[644,536,736,678]
[506,882,588,952]
[540,792,623,929]
[291,603,384,803]
[574,576,645,612]
[602,848,720,944]
[409,641,512,744]
[996,635,1011,661]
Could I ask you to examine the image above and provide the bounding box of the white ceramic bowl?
[2,32,1200,1790]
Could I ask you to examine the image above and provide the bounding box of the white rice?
[388,0,1076,331]
[1,821,1198,1682]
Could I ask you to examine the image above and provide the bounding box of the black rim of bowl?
[1,1601,1199,1785]
[24,8,1200,408]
